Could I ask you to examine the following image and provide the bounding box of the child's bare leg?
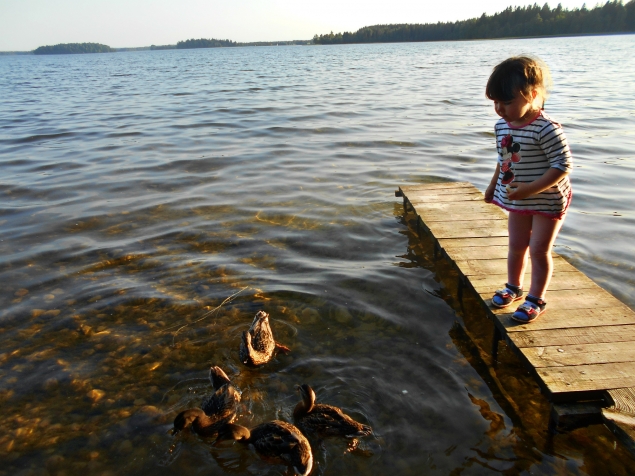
[528,214,565,298]
[507,212,532,288]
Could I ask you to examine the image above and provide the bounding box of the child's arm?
[507,167,569,201]
[484,163,500,203]
[508,119,573,201]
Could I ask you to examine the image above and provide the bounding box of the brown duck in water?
[239,310,290,366]
[173,366,240,437]
[173,408,227,437]
[218,420,313,476]
[293,384,372,442]
[201,365,241,418]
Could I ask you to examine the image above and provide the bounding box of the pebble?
[333,306,353,324]
[15,289,29,297]
[300,307,320,324]
[87,389,106,402]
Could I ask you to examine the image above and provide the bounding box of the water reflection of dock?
[396,181,635,455]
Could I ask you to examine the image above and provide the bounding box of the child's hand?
[484,185,495,203]
[506,183,531,200]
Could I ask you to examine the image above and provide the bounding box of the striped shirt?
[492,111,572,219]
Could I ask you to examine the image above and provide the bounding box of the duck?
[239,310,290,366]
[172,408,230,438]
[201,365,241,418]
[293,384,372,442]
[218,420,313,476]
[173,366,240,437]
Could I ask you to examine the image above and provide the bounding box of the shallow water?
[0,35,634,475]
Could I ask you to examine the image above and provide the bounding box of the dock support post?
[549,402,604,433]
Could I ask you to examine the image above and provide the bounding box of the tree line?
[33,43,114,55]
[176,38,237,49]
[175,38,310,49]
[313,1,635,44]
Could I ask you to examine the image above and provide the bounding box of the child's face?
[493,90,538,126]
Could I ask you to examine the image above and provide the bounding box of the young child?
[483,56,572,323]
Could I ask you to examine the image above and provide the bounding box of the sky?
[1,0,594,51]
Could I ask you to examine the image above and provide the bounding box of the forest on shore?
[313,0,635,44]
[176,38,237,49]
[173,38,310,49]
[33,43,114,55]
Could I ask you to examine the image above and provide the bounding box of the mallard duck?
[173,408,230,437]
[239,310,290,366]
[293,384,372,440]
[173,366,240,437]
[201,365,241,418]
[218,420,313,476]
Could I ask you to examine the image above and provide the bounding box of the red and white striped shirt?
[492,110,572,219]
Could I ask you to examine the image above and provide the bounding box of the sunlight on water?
[0,35,634,475]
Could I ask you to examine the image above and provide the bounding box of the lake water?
[1,35,634,475]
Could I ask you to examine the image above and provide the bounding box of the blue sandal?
[492,284,523,309]
[512,295,546,323]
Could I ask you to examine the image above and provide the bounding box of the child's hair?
[485,56,552,104]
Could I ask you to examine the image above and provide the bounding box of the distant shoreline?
[1,39,312,55]
[1,31,633,56]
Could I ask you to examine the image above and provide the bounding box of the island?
[33,43,114,55]
[176,38,237,49]
[313,1,635,44]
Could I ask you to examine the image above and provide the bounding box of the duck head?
[209,365,231,390]
[294,384,316,416]
[173,408,205,433]
[249,310,270,330]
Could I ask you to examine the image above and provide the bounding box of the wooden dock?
[396,181,635,452]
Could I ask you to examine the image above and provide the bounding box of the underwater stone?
[301,308,320,323]
[87,389,106,402]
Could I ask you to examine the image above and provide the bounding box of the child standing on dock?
[483,56,572,323]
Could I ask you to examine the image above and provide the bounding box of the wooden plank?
[523,341,635,368]
[418,211,507,223]
[454,255,571,277]
[608,388,635,415]
[445,245,509,261]
[410,201,496,213]
[423,222,508,240]
[499,306,635,332]
[402,186,479,196]
[507,324,635,348]
[438,236,509,249]
[537,362,635,393]
[408,192,484,202]
[400,182,473,192]
[469,271,600,296]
